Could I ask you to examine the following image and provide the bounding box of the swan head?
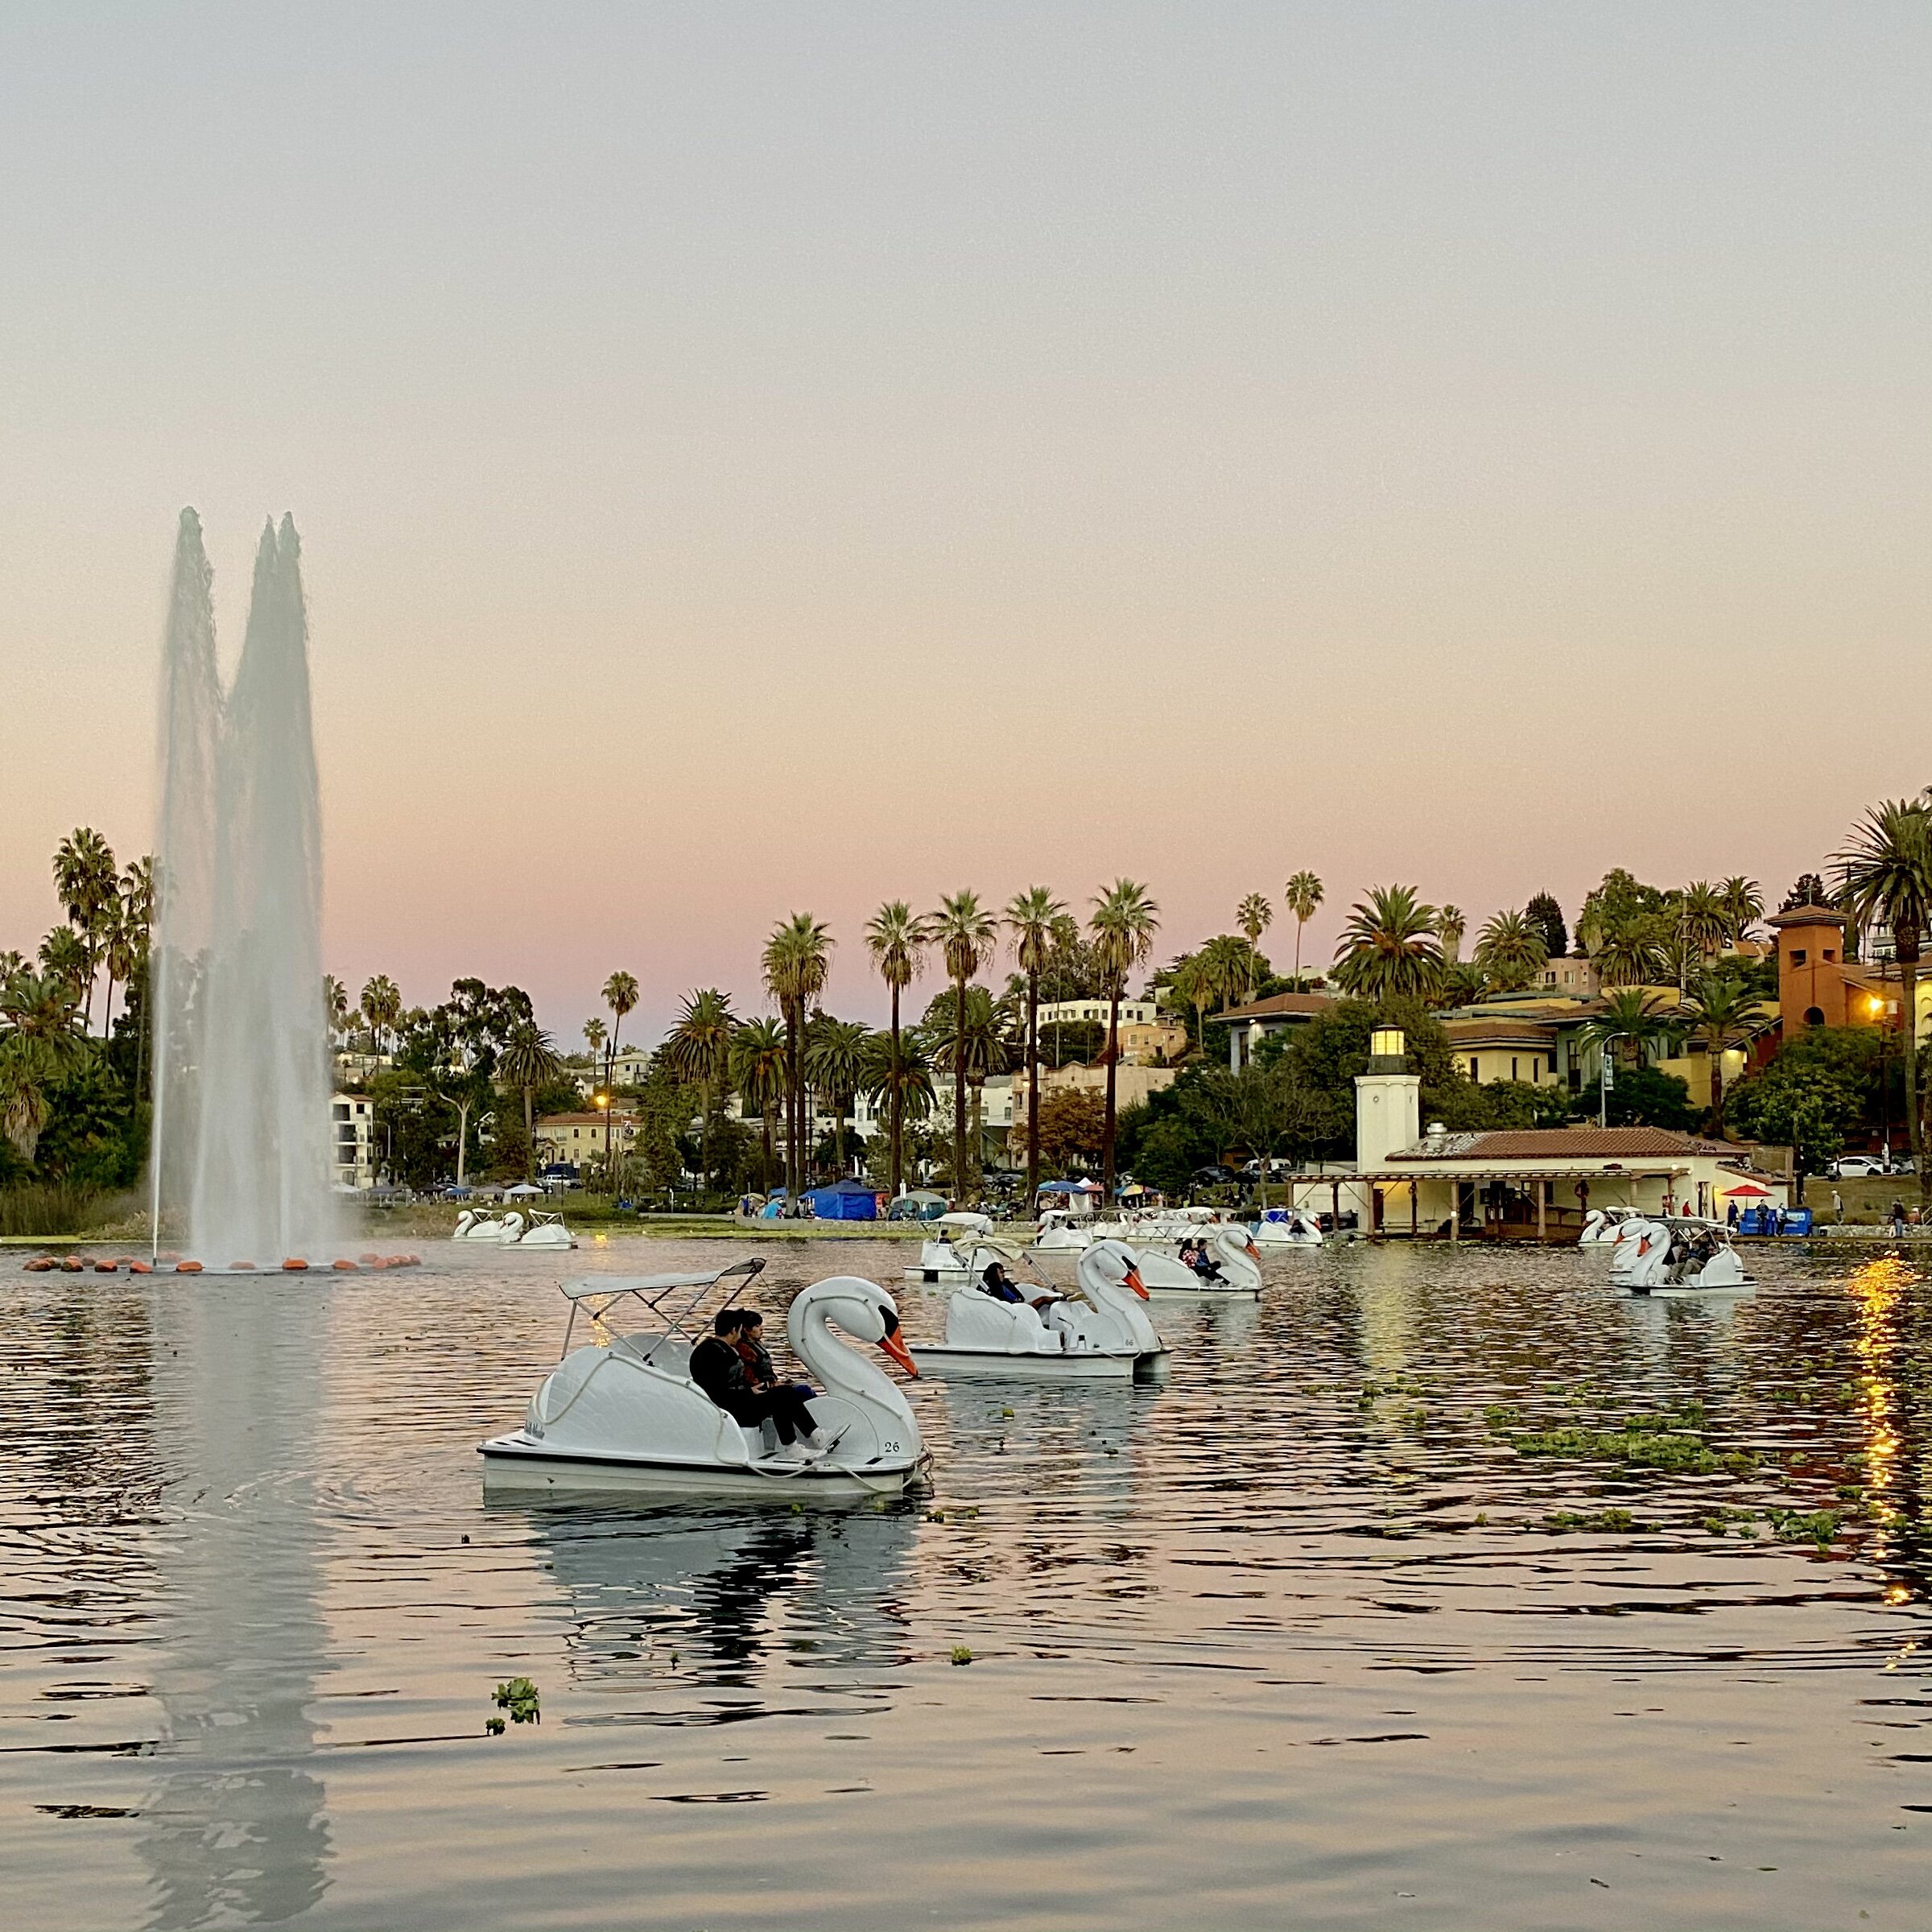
[799,1278,920,1377]
[1084,1238,1150,1299]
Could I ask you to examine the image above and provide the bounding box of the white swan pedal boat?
[452,1208,506,1241]
[904,1212,997,1283]
[1250,1208,1323,1248]
[480,1260,928,1500]
[1608,1218,1754,1296]
[499,1209,577,1249]
[913,1241,1170,1380]
[1027,1208,1096,1255]
[1128,1228,1265,1299]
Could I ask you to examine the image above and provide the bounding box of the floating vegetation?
[1542,1509,1638,1534]
[492,1676,541,1724]
[951,1645,973,1666]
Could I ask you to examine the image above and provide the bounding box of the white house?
[331,1092,375,1191]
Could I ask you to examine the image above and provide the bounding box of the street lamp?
[594,1088,612,1191]
[1868,994,1893,1162]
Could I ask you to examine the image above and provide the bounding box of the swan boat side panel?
[477,1433,919,1499]
[910,1345,1139,1380]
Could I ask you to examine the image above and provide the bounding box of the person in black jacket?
[689,1308,820,1459]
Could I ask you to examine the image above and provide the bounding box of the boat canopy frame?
[554,1257,768,1359]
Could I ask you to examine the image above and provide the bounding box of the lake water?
[4,1237,1930,1930]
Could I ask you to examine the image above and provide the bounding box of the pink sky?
[4,7,1929,1046]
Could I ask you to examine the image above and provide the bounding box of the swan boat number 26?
[479,1260,930,1501]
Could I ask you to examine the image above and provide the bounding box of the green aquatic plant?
[951,1645,973,1666]
[1505,1426,1756,1476]
[1542,1508,1637,1534]
[493,1676,541,1724]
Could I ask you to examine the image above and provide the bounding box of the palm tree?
[1835,799,1932,1196]
[1441,960,1487,1009]
[601,969,640,1164]
[862,1030,936,1179]
[1282,871,1323,986]
[1164,954,1214,1061]
[1331,886,1443,1001]
[323,973,352,1049]
[361,974,402,1060]
[1236,894,1272,1000]
[926,985,1010,1174]
[729,1017,791,1193]
[0,970,87,1071]
[929,891,997,1203]
[102,906,139,1045]
[1474,909,1548,993]
[52,827,116,1031]
[1678,971,1768,1135]
[498,1022,564,1174]
[582,1016,606,1076]
[1043,912,1083,1066]
[1090,878,1160,1196]
[865,901,930,1199]
[1719,876,1764,946]
[119,857,156,1095]
[803,1016,874,1174]
[0,1036,58,1165]
[39,927,89,1001]
[1581,988,1674,1074]
[1593,915,1666,989]
[1678,881,1730,972]
[1435,904,1466,965]
[1199,933,1253,1014]
[665,988,737,1188]
[762,914,832,1195]
[1005,886,1066,1209]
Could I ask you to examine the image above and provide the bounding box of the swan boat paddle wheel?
[480,1260,929,1499]
[912,1240,1170,1380]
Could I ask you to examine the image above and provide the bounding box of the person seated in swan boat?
[1178,1240,1224,1283]
[733,1308,819,1408]
[691,1308,828,1463]
[978,1257,1063,1313]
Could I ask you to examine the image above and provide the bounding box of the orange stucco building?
[1769,903,1851,1030]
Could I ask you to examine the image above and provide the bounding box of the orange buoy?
[176,1260,203,1274]
[130,1260,153,1274]
[24,1257,53,1273]
[332,1258,357,1271]
[62,1257,85,1273]
[282,1257,309,1271]
[94,1261,118,1274]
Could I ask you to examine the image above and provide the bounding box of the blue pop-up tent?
[803,1179,881,1220]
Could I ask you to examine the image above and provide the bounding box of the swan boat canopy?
[1028,1208,1097,1253]
[904,1212,997,1283]
[912,1241,1170,1380]
[479,1259,929,1500]
[1250,1208,1323,1248]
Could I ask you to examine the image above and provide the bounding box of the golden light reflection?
[1844,1253,1922,1587]
[584,1293,617,1348]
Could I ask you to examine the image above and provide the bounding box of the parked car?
[1192,1165,1238,1187]
[1832,1154,1900,1179]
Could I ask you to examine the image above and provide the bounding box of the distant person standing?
[1832,1188,1843,1224]
[1726,1199,1739,1232]
[1891,1199,1908,1240]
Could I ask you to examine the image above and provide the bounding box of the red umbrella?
[1720,1181,1773,1197]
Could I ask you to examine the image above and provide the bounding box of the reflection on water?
[6,1240,1932,1929]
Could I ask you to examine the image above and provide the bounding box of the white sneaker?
[765,1441,811,1465]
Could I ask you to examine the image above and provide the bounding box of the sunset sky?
[3,4,1929,1045]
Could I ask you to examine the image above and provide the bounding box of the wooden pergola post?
[1410,1184,1418,1239]
[1448,1182,1459,1243]
[1537,1178,1548,1243]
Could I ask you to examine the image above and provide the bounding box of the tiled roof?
[1439,1017,1557,1046]
[1390,1127,1738,1162]
[1768,904,1845,927]
[1206,992,1337,1023]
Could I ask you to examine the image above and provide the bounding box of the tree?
[1236,894,1272,1000]
[1581,988,1676,1075]
[0,1037,58,1164]
[865,901,929,1199]
[762,914,832,1196]
[1202,1058,1347,1208]
[1198,933,1255,1017]
[1719,877,1765,944]
[324,973,352,1048]
[1678,881,1731,972]
[601,970,639,1166]
[1592,916,1666,989]
[1032,1088,1107,1175]
[118,857,156,1099]
[52,827,117,1032]
[1835,798,1932,1202]
[361,974,402,1059]
[1161,954,1215,1061]
[664,988,737,1187]
[583,1016,605,1071]
[803,1015,873,1175]
[1678,969,1769,1135]
[1474,910,1548,993]
[1730,1051,1865,1191]
[1524,892,1567,961]
[1282,871,1323,985]
[923,984,1011,1176]
[729,1016,790,1192]
[1435,904,1466,965]
[1331,886,1443,1001]
[861,1029,935,1183]
[1572,1064,1701,1133]
[1090,878,1160,1196]
[1782,872,1828,913]
[497,1022,564,1174]
[929,891,997,1203]
[1004,886,1065,1208]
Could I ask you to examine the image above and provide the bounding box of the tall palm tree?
[1474,909,1548,993]
[52,827,116,1032]
[1580,987,1674,1082]
[323,974,352,1048]
[1331,886,1443,1001]
[601,970,639,1162]
[929,891,997,1203]
[1835,799,1932,1197]
[665,988,737,1188]
[1164,954,1214,1061]
[1678,971,1768,1136]
[1283,871,1323,986]
[0,1036,58,1165]
[119,857,156,1096]
[1678,881,1730,972]
[1593,915,1666,989]
[862,1030,935,1179]
[39,927,89,1001]
[1199,933,1253,1014]
[865,901,929,1199]
[1236,893,1272,1001]
[1719,876,1764,946]
[102,905,139,1045]
[1435,904,1466,965]
[803,1016,874,1174]
[926,985,1011,1174]
[1043,912,1083,1066]
[498,1022,565,1175]
[361,974,402,1060]
[1005,886,1066,1208]
[762,914,832,1195]
[729,1017,791,1193]
[582,1016,606,1077]
[1090,878,1160,1196]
